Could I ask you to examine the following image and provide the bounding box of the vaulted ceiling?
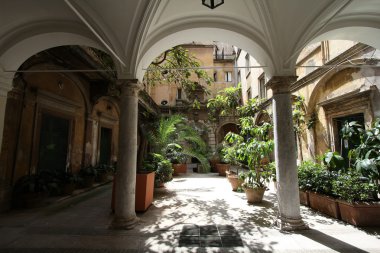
[1,0,380,84]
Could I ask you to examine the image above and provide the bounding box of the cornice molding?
[290,43,369,92]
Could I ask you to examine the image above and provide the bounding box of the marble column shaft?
[268,76,308,231]
[111,80,140,229]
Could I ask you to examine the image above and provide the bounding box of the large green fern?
[146,114,210,171]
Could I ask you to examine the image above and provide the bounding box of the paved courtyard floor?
[0,172,379,252]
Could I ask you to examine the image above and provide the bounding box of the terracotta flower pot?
[173,164,187,176]
[62,182,75,195]
[244,187,266,203]
[135,171,155,212]
[337,200,380,227]
[82,176,95,188]
[308,192,340,219]
[299,190,309,206]
[216,163,230,176]
[228,175,242,191]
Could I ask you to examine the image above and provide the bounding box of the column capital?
[267,76,298,94]
[116,79,142,97]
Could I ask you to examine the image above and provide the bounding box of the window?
[224,71,232,82]
[258,73,266,99]
[177,88,182,99]
[247,88,251,99]
[213,72,217,82]
[245,54,250,76]
[99,127,112,165]
[237,71,241,84]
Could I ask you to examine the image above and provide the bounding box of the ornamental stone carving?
[267,76,298,94]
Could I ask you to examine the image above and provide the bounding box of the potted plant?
[146,114,210,175]
[305,163,341,219]
[166,144,188,176]
[268,162,277,191]
[332,170,380,226]
[135,165,156,212]
[79,166,97,188]
[215,144,230,176]
[241,167,272,203]
[144,153,173,188]
[12,174,50,208]
[221,138,243,191]
[95,164,114,182]
[60,171,79,195]
[224,118,274,203]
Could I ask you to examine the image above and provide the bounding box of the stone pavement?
[0,172,379,253]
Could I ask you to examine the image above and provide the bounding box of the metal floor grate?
[179,224,243,248]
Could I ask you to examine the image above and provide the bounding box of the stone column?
[110,80,140,230]
[0,72,13,152]
[267,76,308,231]
[0,72,15,211]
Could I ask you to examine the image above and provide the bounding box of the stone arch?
[0,31,107,90]
[135,26,275,81]
[307,66,379,157]
[216,121,239,144]
[18,62,92,114]
[9,64,89,183]
[292,26,380,69]
[255,111,272,126]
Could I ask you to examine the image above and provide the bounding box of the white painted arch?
[135,27,275,81]
[0,32,107,89]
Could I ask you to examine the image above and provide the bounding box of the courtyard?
[0,172,379,253]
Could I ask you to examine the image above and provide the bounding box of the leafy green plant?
[13,174,50,195]
[146,114,210,171]
[223,116,274,189]
[207,84,242,123]
[237,97,267,118]
[60,172,80,185]
[268,162,276,182]
[341,118,380,191]
[332,170,377,202]
[144,46,213,104]
[79,166,97,178]
[292,95,306,161]
[144,153,173,186]
[322,151,345,172]
[297,160,337,195]
[241,168,272,189]
[165,144,187,164]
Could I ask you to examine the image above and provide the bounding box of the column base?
[110,215,140,230]
[275,215,309,231]
[0,184,12,212]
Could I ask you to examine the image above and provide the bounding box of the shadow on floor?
[296,229,372,253]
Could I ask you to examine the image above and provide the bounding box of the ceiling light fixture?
[202,0,224,9]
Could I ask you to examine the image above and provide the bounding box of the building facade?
[239,40,380,162]
[147,42,238,151]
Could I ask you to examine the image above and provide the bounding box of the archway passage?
[1,0,380,232]
[0,45,124,210]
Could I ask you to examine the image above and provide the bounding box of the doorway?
[99,127,112,165]
[38,113,70,173]
[334,113,364,167]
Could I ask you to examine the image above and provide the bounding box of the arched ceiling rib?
[2,0,380,80]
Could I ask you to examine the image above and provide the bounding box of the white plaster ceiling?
[1,0,380,83]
